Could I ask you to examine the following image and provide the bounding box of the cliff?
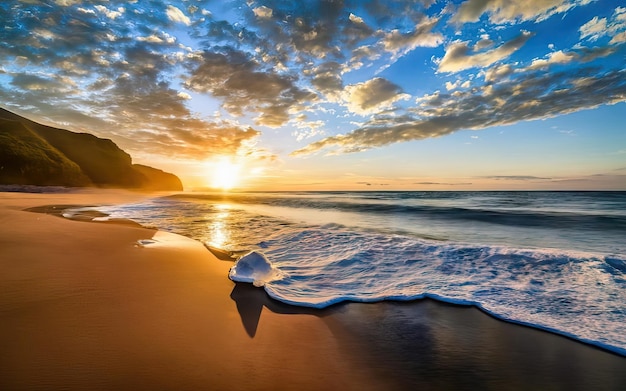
[0,108,183,191]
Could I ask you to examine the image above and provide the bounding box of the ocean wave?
[173,192,626,232]
[72,192,626,355]
[229,226,626,356]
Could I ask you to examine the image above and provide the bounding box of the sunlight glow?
[207,206,230,248]
[211,158,241,190]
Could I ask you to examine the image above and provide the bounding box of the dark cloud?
[236,0,347,61]
[342,12,375,46]
[10,73,76,93]
[309,61,345,97]
[415,182,473,186]
[357,182,389,186]
[185,48,316,127]
[483,176,552,181]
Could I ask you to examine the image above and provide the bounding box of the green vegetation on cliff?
[0,108,183,190]
[0,120,92,186]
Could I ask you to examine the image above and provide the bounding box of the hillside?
[0,108,183,190]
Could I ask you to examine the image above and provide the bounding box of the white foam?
[230,228,626,356]
[83,194,626,356]
[229,251,283,287]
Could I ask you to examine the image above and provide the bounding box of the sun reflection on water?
[206,203,231,249]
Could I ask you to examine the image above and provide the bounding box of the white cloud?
[291,118,326,142]
[94,5,124,20]
[380,17,443,59]
[76,7,96,16]
[579,16,608,41]
[177,91,191,100]
[349,13,365,24]
[445,79,471,90]
[253,6,273,19]
[438,31,532,73]
[579,7,626,44]
[55,0,81,6]
[611,31,626,44]
[166,5,191,26]
[452,0,591,24]
[343,78,410,115]
[292,68,626,156]
[527,50,575,70]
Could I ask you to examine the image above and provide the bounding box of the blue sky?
[1,0,625,190]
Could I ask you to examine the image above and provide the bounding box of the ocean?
[75,191,626,356]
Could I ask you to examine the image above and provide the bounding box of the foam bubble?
[229,251,283,287]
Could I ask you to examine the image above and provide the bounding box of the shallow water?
[84,191,626,355]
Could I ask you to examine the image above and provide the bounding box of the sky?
[1,0,625,190]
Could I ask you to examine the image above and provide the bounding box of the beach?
[1,190,625,390]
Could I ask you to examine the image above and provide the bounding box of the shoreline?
[1,191,625,390]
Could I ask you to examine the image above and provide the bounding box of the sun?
[211,158,241,190]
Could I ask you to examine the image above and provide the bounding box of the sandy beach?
[1,190,625,390]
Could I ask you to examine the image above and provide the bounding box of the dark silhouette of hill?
[0,108,183,190]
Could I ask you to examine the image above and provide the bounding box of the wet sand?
[1,190,625,390]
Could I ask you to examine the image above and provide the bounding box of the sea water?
[84,191,626,356]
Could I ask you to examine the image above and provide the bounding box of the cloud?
[2,0,624,168]
[0,0,444,144]
[94,5,124,20]
[185,48,315,127]
[253,6,273,19]
[343,77,410,115]
[357,182,389,186]
[452,0,592,24]
[291,116,326,142]
[308,61,344,99]
[445,79,471,90]
[380,17,443,58]
[474,35,495,51]
[438,31,533,73]
[509,45,616,75]
[54,0,81,6]
[0,2,265,160]
[527,50,575,70]
[482,64,514,83]
[166,5,191,26]
[579,16,608,41]
[611,31,626,44]
[346,45,382,71]
[292,68,626,155]
[579,7,626,44]
[10,73,77,93]
[483,176,552,181]
[241,0,442,73]
[280,1,345,59]
[343,13,375,46]
[415,182,473,186]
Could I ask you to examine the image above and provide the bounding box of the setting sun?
[211,158,241,190]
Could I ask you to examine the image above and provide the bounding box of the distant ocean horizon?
[65,190,626,356]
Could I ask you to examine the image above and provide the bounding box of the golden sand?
[1,190,624,390]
